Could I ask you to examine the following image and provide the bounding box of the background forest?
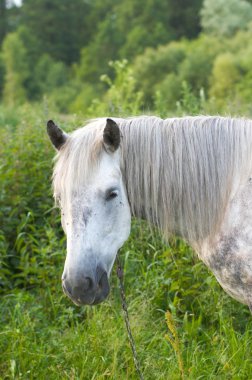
[2,0,252,115]
[2,0,252,379]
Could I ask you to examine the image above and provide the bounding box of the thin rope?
[116,254,145,380]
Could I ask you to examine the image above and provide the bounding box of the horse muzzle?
[62,266,110,305]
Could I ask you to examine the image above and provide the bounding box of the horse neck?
[119,116,252,244]
[119,117,167,229]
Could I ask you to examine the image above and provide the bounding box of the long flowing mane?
[53,116,252,244]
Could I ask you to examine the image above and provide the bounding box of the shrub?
[200,0,252,37]
[209,53,241,109]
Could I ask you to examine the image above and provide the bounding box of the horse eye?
[105,189,118,201]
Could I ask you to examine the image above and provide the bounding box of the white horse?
[47,116,252,310]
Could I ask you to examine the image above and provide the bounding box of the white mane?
[53,115,252,243]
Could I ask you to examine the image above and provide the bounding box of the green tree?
[16,26,42,100]
[0,53,5,99]
[2,31,29,106]
[76,15,124,83]
[75,0,203,85]
[229,41,252,106]
[168,0,203,39]
[21,0,91,65]
[34,54,68,96]
[200,0,252,37]
[178,35,223,93]
[209,53,241,108]
[72,60,143,116]
[154,73,182,115]
[132,41,187,104]
[0,0,7,45]
[132,34,223,107]
[117,0,175,58]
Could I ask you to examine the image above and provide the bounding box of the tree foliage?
[1,0,252,114]
[2,31,28,106]
[209,53,241,107]
[21,0,91,65]
[0,0,7,45]
[200,0,252,37]
[77,0,203,82]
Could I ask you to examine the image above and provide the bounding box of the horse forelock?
[52,120,105,209]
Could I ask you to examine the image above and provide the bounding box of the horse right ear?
[103,118,121,153]
[47,120,68,150]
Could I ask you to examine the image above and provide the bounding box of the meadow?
[1,104,252,380]
[2,0,252,378]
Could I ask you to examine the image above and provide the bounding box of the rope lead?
[116,254,145,380]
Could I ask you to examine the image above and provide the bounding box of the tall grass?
[1,100,252,379]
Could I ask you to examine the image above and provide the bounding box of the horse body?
[200,177,252,307]
[47,116,252,309]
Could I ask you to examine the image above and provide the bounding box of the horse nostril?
[82,277,93,291]
[96,266,108,288]
[98,272,107,288]
[62,267,109,305]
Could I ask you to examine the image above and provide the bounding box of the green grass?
[1,104,252,379]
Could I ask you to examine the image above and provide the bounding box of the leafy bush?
[1,99,252,378]
[132,41,187,104]
[2,31,29,106]
[72,60,143,117]
[34,54,69,96]
[200,0,252,37]
[209,53,242,109]
[0,105,68,290]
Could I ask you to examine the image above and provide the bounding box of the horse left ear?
[47,120,68,150]
[103,118,120,153]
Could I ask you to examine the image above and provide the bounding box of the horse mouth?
[62,281,109,306]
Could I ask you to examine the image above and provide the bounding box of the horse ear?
[103,118,120,153]
[47,120,68,150]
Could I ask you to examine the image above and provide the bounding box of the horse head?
[47,119,131,305]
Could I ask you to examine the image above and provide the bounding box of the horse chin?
[71,293,109,306]
[91,294,108,305]
[62,281,110,306]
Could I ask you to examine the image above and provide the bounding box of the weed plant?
[1,97,252,379]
